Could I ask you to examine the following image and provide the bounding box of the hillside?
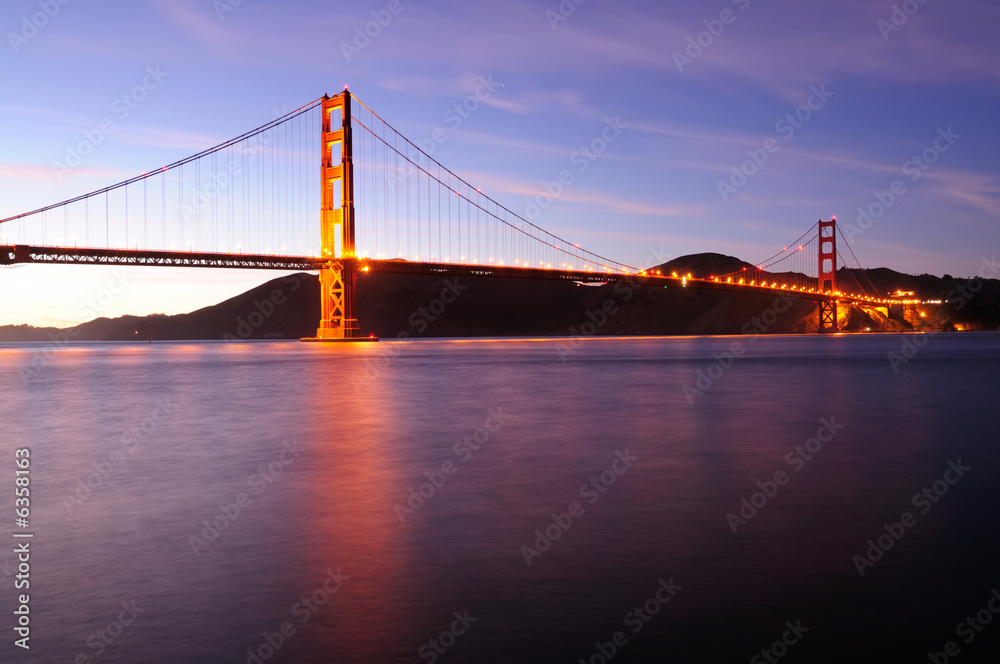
[2,254,997,341]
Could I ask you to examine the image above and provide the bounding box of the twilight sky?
[1,0,998,326]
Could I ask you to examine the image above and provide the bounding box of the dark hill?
[659,253,753,277]
[2,253,997,341]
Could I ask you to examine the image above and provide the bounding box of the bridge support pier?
[303,90,377,342]
[818,300,837,332]
[312,260,364,340]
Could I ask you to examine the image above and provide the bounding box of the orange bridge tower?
[817,218,838,332]
[305,90,375,342]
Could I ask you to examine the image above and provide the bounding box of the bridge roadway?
[0,243,864,305]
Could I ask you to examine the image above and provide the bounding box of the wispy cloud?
[918,171,1000,219]
[458,169,705,220]
[0,163,65,182]
[152,0,239,51]
[109,125,226,153]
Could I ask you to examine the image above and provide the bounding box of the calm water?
[1,334,999,663]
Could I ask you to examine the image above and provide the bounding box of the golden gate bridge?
[0,90,911,336]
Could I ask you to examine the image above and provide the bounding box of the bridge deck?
[0,244,865,304]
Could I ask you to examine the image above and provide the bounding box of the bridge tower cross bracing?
[817,218,838,332]
[313,90,363,340]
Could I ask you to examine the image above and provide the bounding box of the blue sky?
[1,0,998,326]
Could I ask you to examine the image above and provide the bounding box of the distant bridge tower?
[308,90,372,341]
[817,218,838,332]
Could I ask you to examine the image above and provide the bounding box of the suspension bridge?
[1,90,907,337]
